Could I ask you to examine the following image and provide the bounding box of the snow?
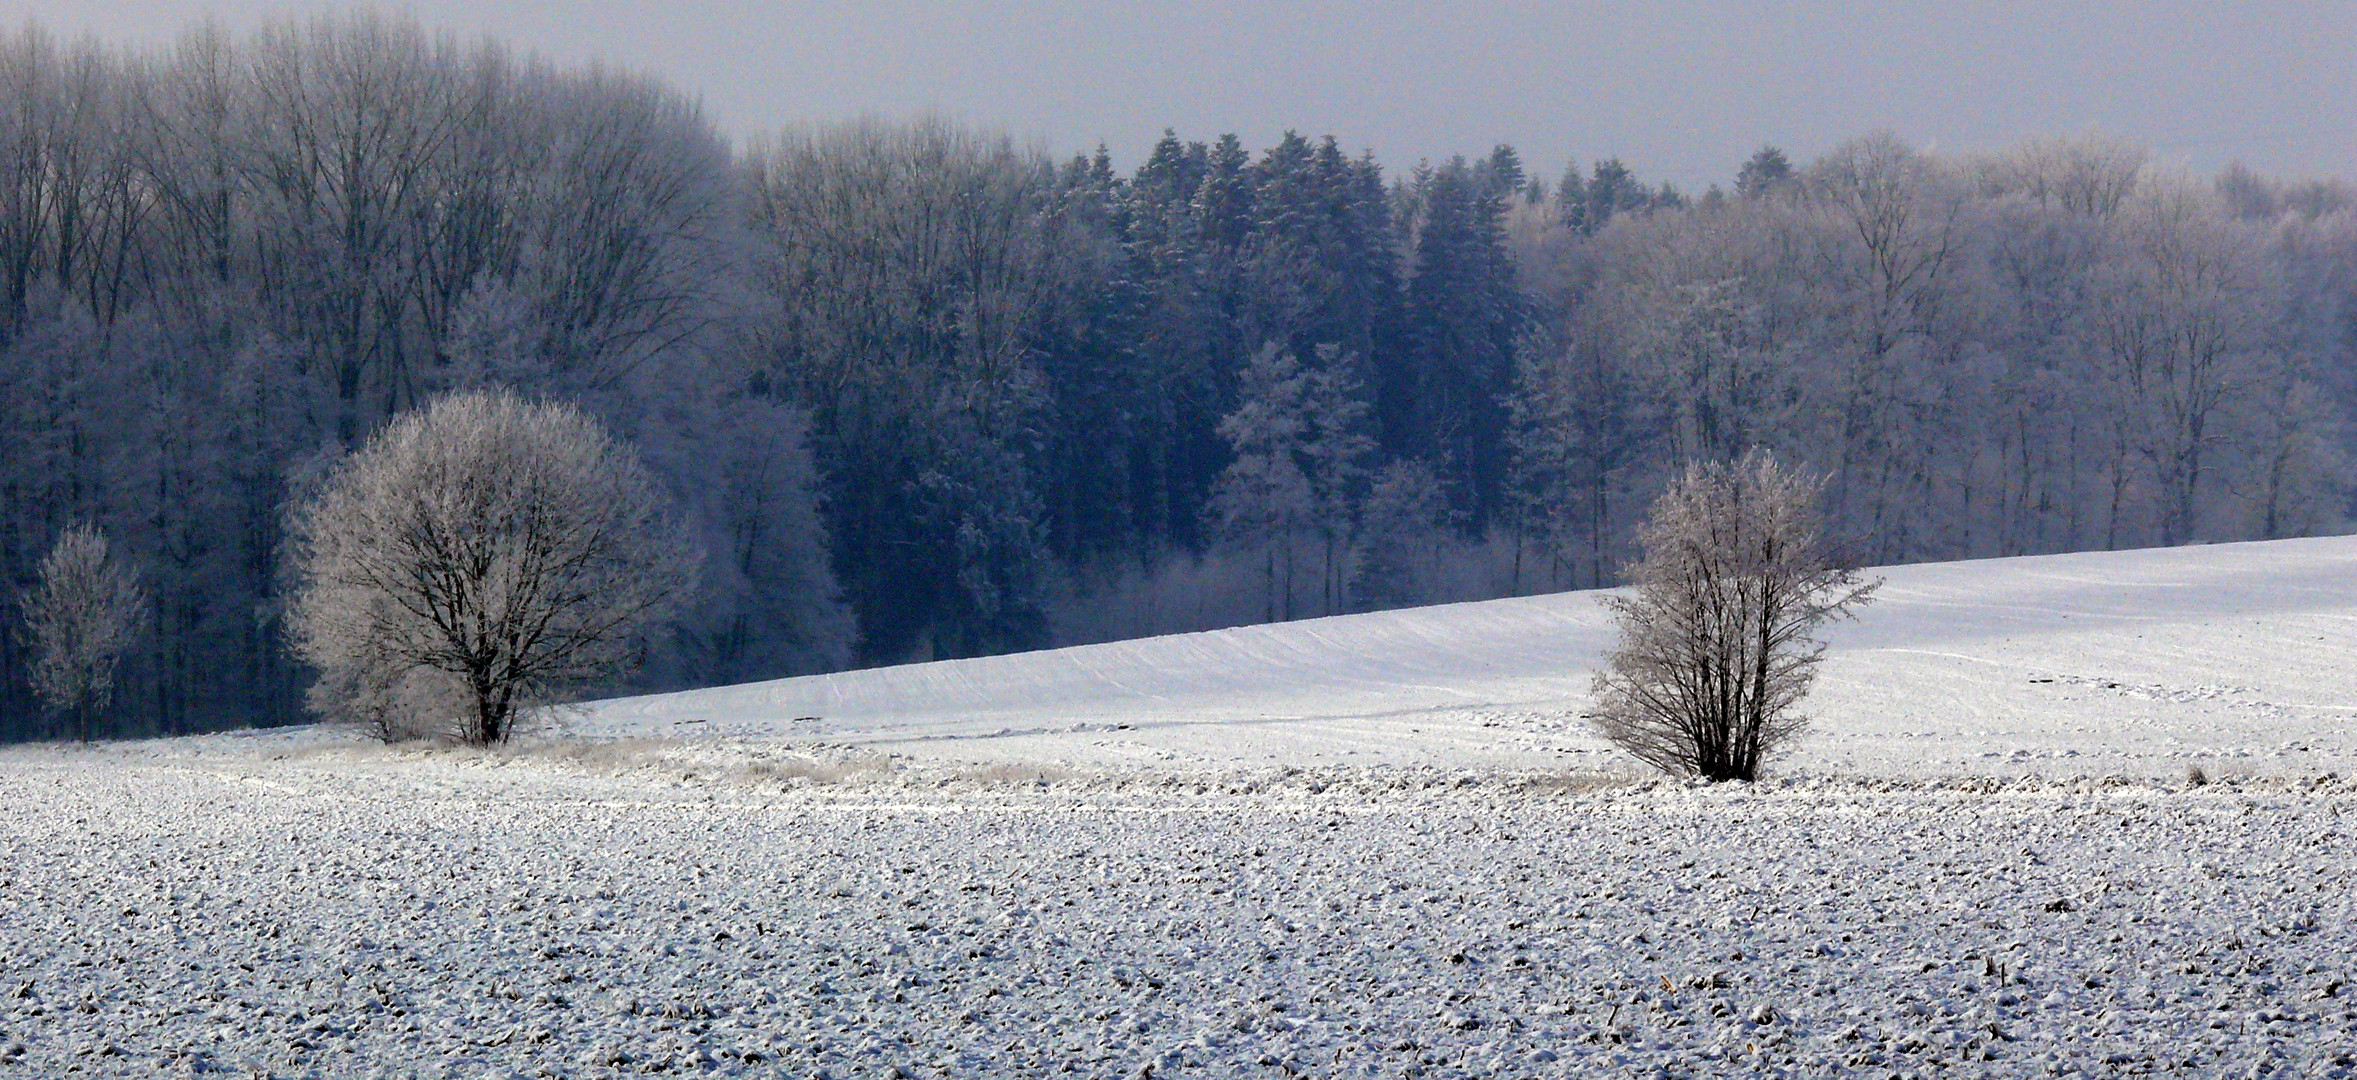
[3,536,2356,1077]
[584,535,2357,780]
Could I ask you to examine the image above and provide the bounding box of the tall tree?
[1395,154,1520,529]
[1209,342,1314,623]
[748,119,1057,662]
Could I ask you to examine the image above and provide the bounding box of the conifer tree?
[1209,343,1315,622]
[1397,155,1521,530]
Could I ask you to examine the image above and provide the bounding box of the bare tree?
[19,523,147,741]
[287,389,696,744]
[1591,451,1877,781]
[2095,176,2268,547]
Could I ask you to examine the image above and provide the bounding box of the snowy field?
[2,536,2355,1077]
[585,535,2357,781]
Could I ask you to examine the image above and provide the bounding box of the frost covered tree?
[1508,322,1651,592]
[287,390,696,745]
[0,10,2350,738]
[1209,342,1315,623]
[1297,345,1375,615]
[18,524,147,742]
[1352,459,1452,611]
[1592,451,1877,781]
[2094,177,2270,547]
[747,118,1057,663]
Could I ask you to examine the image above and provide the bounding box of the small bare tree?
[19,524,148,742]
[287,389,696,745]
[1591,451,1877,781]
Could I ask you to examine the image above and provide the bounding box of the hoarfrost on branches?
[17,524,146,742]
[287,389,696,745]
[1592,451,1877,781]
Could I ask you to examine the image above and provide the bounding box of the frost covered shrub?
[18,524,147,742]
[1591,451,1876,781]
[287,390,697,745]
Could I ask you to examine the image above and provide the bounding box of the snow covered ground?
[585,535,2357,781]
[2,536,2355,1077]
[2,744,2352,1078]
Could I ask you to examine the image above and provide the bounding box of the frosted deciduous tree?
[2096,178,2268,547]
[0,13,2350,738]
[287,389,695,745]
[1508,325,1650,592]
[748,118,1056,663]
[670,395,854,686]
[1982,135,2146,220]
[1592,451,1877,782]
[19,524,147,742]
[1803,134,1963,559]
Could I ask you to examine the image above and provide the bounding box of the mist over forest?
[3,12,2353,742]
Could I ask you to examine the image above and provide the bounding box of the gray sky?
[9,0,2353,188]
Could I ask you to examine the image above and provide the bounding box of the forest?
[3,13,2353,741]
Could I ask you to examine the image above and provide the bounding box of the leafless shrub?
[287,389,697,745]
[1591,451,1877,782]
[17,524,147,741]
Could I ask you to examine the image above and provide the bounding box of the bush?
[18,524,146,742]
[1590,451,1876,781]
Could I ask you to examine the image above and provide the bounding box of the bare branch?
[286,388,697,744]
[1590,451,1877,781]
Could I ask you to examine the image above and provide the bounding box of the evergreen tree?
[1353,459,1452,611]
[1566,157,1655,235]
[1037,147,1148,565]
[1394,155,1521,530]
[1736,145,1794,199]
[1297,345,1376,615]
[1209,343,1313,622]
[1477,144,1526,200]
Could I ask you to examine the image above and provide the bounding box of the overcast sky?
[7,1,2351,189]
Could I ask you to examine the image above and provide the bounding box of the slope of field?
[582,535,2357,779]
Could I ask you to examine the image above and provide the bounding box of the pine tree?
[1477,145,1526,200]
[1209,343,1314,622]
[1353,459,1452,611]
[1297,345,1375,615]
[1736,145,1793,199]
[1396,156,1521,531]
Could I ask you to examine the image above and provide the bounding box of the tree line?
[4,14,2353,740]
[0,16,848,740]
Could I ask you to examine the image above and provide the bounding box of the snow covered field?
[2,746,2352,1078]
[3,537,2355,1077]
[586,535,2357,781]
